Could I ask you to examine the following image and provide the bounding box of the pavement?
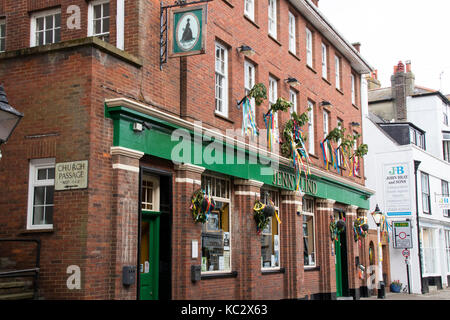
[360,287,450,300]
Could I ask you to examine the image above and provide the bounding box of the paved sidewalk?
[360,287,450,300]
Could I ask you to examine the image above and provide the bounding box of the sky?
[318,0,450,94]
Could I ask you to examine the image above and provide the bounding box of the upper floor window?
[335,55,341,90]
[321,43,327,79]
[268,0,277,38]
[421,172,431,214]
[351,73,356,105]
[261,189,280,269]
[215,42,229,117]
[30,9,61,47]
[244,60,256,115]
[444,103,449,126]
[289,89,297,114]
[88,0,110,42]
[269,76,278,136]
[244,0,255,21]
[410,126,425,150]
[288,12,296,54]
[308,100,315,154]
[323,110,329,139]
[0,19,5,52]
[443,132,450,162]
[27,158,55,230]
[306,28,313,68]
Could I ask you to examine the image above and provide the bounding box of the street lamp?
[0,84,23,160]
[371,204,385,299]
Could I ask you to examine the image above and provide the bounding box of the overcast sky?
[318,0,450,95]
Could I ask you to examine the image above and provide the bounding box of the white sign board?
[393,221,413,249]
[55,160,88,191]
[383,163,412,216]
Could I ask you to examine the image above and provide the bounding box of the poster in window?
[169,4,207,58]
[206,212,220,232]
[223,232,230,251]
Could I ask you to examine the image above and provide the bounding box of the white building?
[363,61,450,294]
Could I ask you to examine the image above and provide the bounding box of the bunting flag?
[289,122,311,192]
[320,139,337,171]
[241,97,259,138]
[264,111,275,152]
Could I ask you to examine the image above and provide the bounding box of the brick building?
[0,0,377,300]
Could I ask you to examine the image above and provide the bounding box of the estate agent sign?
[55,160,88,191]
[169,4,207,58]
[383,163,412,216]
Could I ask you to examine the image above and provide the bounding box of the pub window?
[30,8,61,47]
[302,197,316,267]
[141,175,160,212]
[88,0,110,42]
[27,158,55,230]
[260,189,280,269]
[201,174,231,273]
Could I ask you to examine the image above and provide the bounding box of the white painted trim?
[235,191,260,197]
[112,163,139,173]
[175,177,201,185]
[110,146,144,159]
[281,200,302,205]
[174,163,205,174]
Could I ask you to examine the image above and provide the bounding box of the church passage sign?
[169,4,207,58]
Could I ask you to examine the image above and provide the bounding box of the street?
[360,287,450,300]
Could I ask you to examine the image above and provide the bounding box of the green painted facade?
[106,105,371,209]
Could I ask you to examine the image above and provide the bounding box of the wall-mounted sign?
[383,163,411,216]
[272,169,317,195]
[55,160,88,191]
[436,195,450,209]
[169,4,207,58]
[393,221,413,249]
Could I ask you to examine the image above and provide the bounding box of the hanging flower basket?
[253,200,271,234]
[336,219,346,232]
[190,188,215,224]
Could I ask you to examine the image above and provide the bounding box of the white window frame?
[215,42,229,117]
[335,55,341,90]
[0,18,5,52]
[321,43,327,79]
[88,0,111,42]
[30,8,61,47]
[269,76,279,138]
[306,28,313,68]
[260,188,280,270]
[289,89,297,114]
[421,172,431,214]
[302,197,316,268]
[244,0,255,21]
[421,227,438,275]
[323,110,329,139]
[308,100,315,154]
[27,158,55,230]
[141,175,160,212]
[445,230,450,274]
[201,174,232,274]
[351,73,356,105]
[268,0,277,39]
[442,180,450,217]
[443,137,450,163]
[244,60,256,116]
[288,12,296,54]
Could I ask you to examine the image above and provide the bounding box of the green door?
[140,211,160,300]
[335,234,343,297]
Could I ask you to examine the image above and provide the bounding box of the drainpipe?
[413,160,425,294]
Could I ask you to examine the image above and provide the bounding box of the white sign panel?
[393,221,413,249]
[383,163,411,216]
[55,160,88,191]
[436,195,450,209]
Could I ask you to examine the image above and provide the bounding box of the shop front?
[106,98,373,300]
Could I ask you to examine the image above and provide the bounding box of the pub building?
[0,0,376,300]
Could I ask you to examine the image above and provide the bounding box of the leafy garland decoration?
[189,188,215,224]
[239,83,267,139]
[264,97,292,152]
[253,199,280,234]
[353,216,369,245]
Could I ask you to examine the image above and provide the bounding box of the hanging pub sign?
[169,4,207,58]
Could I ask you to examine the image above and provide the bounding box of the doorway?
[138,169,172,300]
[334,209,349,297]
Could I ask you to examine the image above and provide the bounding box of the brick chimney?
[391,60,414,122]
[311,0,319,7]
[366,70,381,90]
[352,42,361,53]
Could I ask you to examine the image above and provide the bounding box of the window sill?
[304,266,320,272]
[19,228,54,235]
[243,15,259,29]
[352,103,359,110]
[289,51,301,61]
[336,88,344,95]
[268,34,282,47]
[309,153,319,159]
[201,271,238,280]
[322,77,331,86]
[306,64,317,74]
[214,111,234,124]
[262,267,285,275]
